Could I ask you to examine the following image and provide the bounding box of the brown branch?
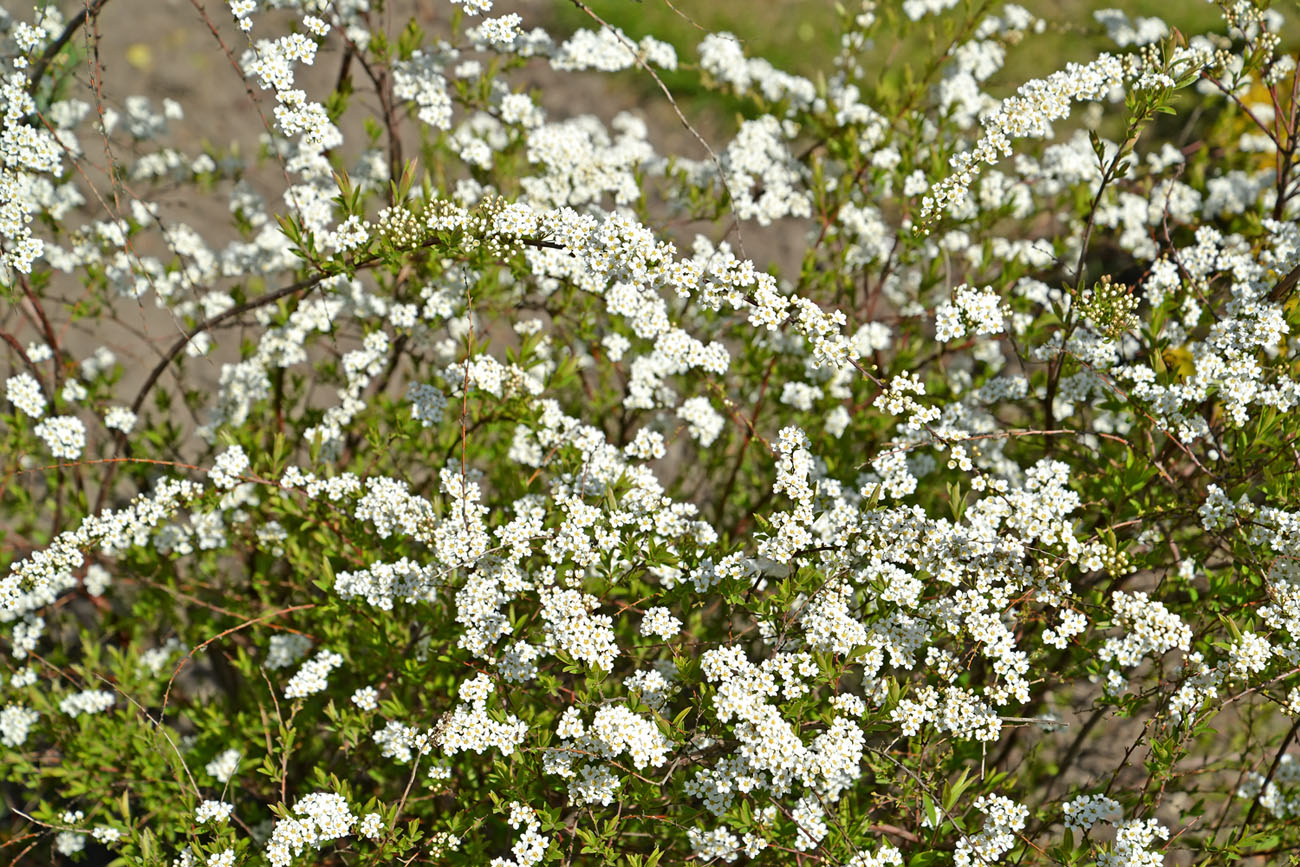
[25,0,112,96]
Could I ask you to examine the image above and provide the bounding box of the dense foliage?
[3,0,1300,864]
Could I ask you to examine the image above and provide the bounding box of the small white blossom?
[6,373,45,418]
[34,415,86,459]
[196,800,234,824]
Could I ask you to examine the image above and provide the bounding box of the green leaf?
[923,792,938,830]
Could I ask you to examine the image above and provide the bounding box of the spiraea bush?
[2,0,1300,864]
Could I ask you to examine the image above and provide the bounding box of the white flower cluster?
[955,795,1029,867]
[406,382,448,428]
[440,673,528,757]
[774,426,815,504]
[539,585,619,671]
[685,645,867,819]
[139,637,185,674]
[550,27,676,74]
[546,703,671,805]
[639,606,681,641]
[103,406,137,434]
[1096,818,1169,867]
[1238,754,1300,820]
[1099,591,1192,669]
[0,13,64,274]
[892,685,1003,742]
[474,14,522,48]
[677,396,724,447]
[358,812,383,838]
[448,0,492,16]
[195,800,233,824]
[373,719,436,764]
[933,283,1009,342]
[34,415,86,459]
[205,749,241,783]
[6,372,45,417]
[847,844,905,867]
[1094,9,1168,47]
[209,445,249,489]
[624,427,666,461]
[1063,793,1122,831]
[0,703,38,747]
[686,825,742,862]
[697,33,815,107]
[3,476,203,610]
[921,45,1210,223]
[489,801,548,867]
[59,689,115,717]
[903,0,960,20]
[335,557,444,609]
[496,641,542,683]
[264,791,356,867]
[351,686,379,711]
[264,633,311,670]
[722,116,812,226]
[282,649,343,699]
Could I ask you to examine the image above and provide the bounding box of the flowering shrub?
[3,0,1300,864]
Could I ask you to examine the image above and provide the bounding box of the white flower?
[0,704,39,747]
[677,396,724,447]
[6,373,45,418]
[476,13,521,46]
[196,800,234,824]
[34,415,85,459]
[934,283,1008,342]
[210,445,250,489]
[640,606,681,641]
[283,649,344,699]
[265,634,311,670]
[206,749,241,783]
[59,689,115,717]
[359,812,383,839]
[264,791,357,865]
[103,405,137,433]
[83,563,112,596]
[61,378,87,402]
[448,0,492,16]
[55,832,86,856]
[406,382,447,427]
